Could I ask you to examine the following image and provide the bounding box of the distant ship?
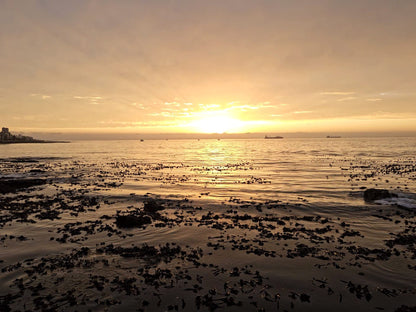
[326,136,341,138]
[265,135,283,139]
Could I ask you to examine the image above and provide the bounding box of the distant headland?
[0,127,69,144]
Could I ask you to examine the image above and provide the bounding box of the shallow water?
[2,137,416,206]
[1,137,416,311]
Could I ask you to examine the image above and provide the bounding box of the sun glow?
[190,112,245,133]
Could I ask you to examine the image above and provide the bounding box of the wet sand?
[0,157,415,312]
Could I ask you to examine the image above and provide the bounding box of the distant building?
[1,127,60,144]
[1,127,12,141]
[1,127,36,143]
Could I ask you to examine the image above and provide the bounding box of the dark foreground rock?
[364,188,397,201]
[0,178,47,194]
[143,199,165,213]
[395,305,416,312]
[115,215,152,228]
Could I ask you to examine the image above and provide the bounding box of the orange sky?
[1,1,416,134]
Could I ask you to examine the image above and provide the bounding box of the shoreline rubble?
[0,157,415,311]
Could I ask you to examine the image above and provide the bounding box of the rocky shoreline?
[0,140,69,144]
[0,157,415,311]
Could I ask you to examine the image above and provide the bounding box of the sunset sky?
[1,1,416,134]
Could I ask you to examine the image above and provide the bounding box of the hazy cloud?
[293,111,313,114]
[30,93,52,99]
[337,97,357,102]
[320,92,356,96]
[73,96,103,105]
[1,1,416,132]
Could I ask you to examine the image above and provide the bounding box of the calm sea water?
[1,137,416,209]
[1,137,416,311]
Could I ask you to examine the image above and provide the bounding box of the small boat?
[140,139,144,142]
[265,135,283,139]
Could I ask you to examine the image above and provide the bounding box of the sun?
[191,112,244,133]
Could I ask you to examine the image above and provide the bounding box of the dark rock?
[300,293,310,302]
[386,234,416,248]
[0,179,47,194]
[143,199,165,213]
[395,305,416,312]
[29,169,46,173]
[364,188,397,201]
[115,215,151,228]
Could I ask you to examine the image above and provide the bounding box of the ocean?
[2,137,416,204]
[1,137,415,311]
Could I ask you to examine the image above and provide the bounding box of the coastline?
[0,140,70,144]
